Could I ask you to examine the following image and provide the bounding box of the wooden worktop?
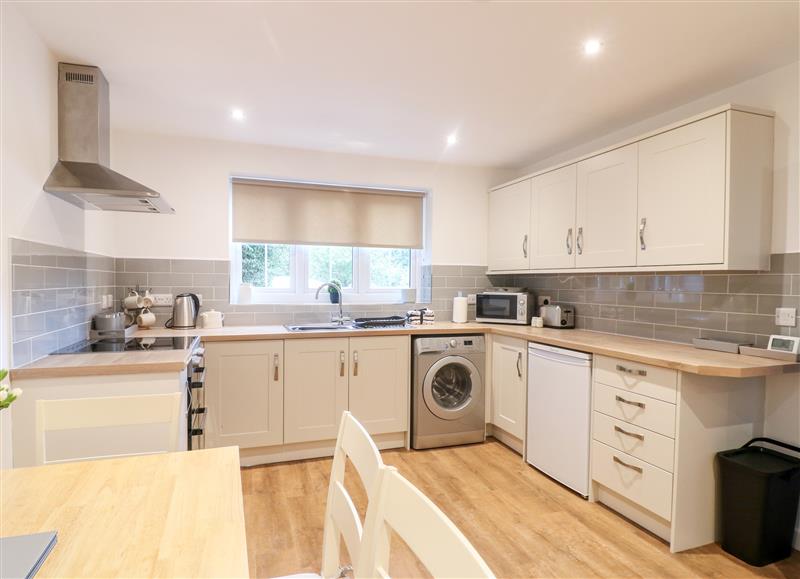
[0,447,249,578]
[11,322,799,380]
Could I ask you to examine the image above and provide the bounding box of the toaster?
[540,303,575,329]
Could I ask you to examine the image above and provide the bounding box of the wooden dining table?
[1,447,249,578]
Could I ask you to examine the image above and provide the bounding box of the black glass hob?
[52,336,198,355]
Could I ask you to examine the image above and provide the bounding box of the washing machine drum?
[423,356,483,421]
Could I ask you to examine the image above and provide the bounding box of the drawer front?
[594,356,677,403]
[592,440,673,521]
[592,411,675,472]
[593,383,676,438]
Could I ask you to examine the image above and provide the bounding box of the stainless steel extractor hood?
[43,63,174,214]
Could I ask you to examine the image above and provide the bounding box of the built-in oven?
[475,290,534,325]
[187,345,206,450]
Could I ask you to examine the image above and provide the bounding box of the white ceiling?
[16,1,799,168]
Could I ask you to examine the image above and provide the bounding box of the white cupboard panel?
[488,179,532,271]
[490,336,527,439]
[205,340,283,449]
[284,338,349,443]
[531,164,577,269]
[637,113,726,266]
[576,144,638,268]
[348,336,410,435]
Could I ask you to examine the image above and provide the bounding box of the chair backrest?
[35,392,182,465]
[320,411,384,578]
[357,466,495,579]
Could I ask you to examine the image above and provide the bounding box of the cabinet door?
[348,336,410,435]
[531,164,577,269]
[576,144,638,268]
[487,179,532,271]
[491,336,527,439]
[637,113,726,266]
[284,338,349,443]
[205,340,283,449]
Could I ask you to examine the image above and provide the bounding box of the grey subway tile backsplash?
[491,252,800,346]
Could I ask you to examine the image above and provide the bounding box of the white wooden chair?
[276,410,385,579]
[35,392,182,465]
[356,466,495,579]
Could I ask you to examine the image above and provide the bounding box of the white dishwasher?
[526,343,592,497]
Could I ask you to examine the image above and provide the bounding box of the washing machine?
[412,335,486,449]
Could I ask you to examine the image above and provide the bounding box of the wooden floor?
[241,439,800,578]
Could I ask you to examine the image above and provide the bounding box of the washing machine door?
[422,355,483,421]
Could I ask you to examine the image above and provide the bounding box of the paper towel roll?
[452,296,468,323]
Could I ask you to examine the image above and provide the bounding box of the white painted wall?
[0,3,86,467]
[86,132,503,265]
[513,61,800,254]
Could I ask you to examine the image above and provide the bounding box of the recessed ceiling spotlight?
[583,38,602,56]
[446,133,458,146]
[231,108,245,121]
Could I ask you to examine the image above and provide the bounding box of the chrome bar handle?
[353,351,359,377]
[639,217,647,250]
[522,234,528,258]
[516,351,523,378]
[614,425,645,441]
[576,226,584,255]
[339,351,345,377]
[566,228,573,255]
[613,455,643,474]
[616,364,647,377]
[273,353,280,381]
[616,395,646,409]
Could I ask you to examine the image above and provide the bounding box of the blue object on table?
[0,531,58,578]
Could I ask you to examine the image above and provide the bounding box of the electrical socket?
[150,293,173,307]
[467,294,476,305]
[775,307,797,327]
[538,295,552,306]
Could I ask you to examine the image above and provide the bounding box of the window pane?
[241,244,265,287]
[308,246,354,289]
[367,248,411,289]
[265,244,292,288]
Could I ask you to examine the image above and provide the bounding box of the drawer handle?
[615,364,647,377]
[273,353,280,381]
[615,395,646,409]
[613,455,643,474]
[614,425,645,441]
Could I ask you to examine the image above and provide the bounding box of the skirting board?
[238,431,406,467]
[487,424,523,456]
[595,483,672,544]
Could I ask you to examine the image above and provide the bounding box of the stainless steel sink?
[284,323,356,332]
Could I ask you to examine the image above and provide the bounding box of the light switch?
[775,307,797,327]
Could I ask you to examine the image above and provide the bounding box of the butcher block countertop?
[0,447,249,578]
[11,322,799,380]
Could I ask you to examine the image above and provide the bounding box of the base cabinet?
[490,336,527,440]
[348,336,410,435]
[284,338,349,444]
[205,340,284,449]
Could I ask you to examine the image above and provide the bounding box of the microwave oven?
[475,291,534,325]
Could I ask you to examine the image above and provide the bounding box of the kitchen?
[2,2,800,578]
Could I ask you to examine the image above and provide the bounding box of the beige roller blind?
[232,178,424,249]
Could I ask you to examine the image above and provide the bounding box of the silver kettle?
[166,293,200,329]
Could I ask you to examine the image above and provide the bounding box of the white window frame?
[232,243,419,304]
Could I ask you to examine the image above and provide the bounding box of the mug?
[141,291,154,309]
[137,308,156,328]
[123,291,145,310]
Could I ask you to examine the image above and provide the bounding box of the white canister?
[200,309,225,329]
[239,283,253,304]
[452,296,468,323]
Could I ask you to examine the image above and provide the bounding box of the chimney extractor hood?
[43,63,174,214]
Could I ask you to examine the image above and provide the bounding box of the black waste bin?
[718,437,800,567]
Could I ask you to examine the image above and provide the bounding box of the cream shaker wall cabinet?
[531,164,578,270]
[487,179,532,271]
[204,340,284,449]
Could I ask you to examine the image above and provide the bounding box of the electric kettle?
[166,293,200,329]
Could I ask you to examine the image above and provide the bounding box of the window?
[234,243,418,303]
